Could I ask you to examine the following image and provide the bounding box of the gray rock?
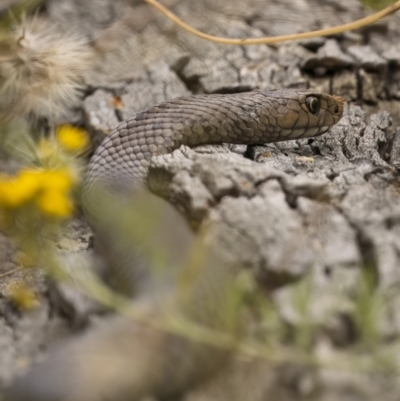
[331,70,358,101]
[358,69,385,104]
[302,40,354,72]
[390,128,400,170]
[347,45,387,72]
[387,69,400,100]
[121,62,190,118]
[382,44,400,66]
[149,147,360,286]
[299,37,327,51]
[198,59,240,93]
[83,89,120,149]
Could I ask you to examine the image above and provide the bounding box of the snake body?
[8,89,344,401]
[83,89,343,197]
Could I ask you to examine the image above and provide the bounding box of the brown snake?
[7,89,344,401]
[84,89,343,193]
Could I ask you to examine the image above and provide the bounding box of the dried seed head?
[0,17,94,122]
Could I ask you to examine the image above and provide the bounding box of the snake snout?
[332,95,345,120]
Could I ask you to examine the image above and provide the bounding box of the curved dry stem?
[144,0,400,45]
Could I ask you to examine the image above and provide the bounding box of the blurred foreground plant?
[0,0,46,29]
[0,122,88,276]
[0,17,93,122]
[0,168,74,217]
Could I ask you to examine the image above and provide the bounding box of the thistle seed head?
[0,17,94,122]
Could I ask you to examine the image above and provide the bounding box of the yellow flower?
[0,170,42,208]
[41,169,74,192]
[36,188,73,218]
[0,167,75,219]
[56,124,89,152]
[8,284,39,310]
[0,167,75,218]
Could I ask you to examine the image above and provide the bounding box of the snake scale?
[7,89,344,401]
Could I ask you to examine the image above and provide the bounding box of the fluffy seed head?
[0,17,93,121]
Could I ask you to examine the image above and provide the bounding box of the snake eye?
[305,96,320,115]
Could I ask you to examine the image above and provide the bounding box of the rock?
[83,89,121,149]
[387,69,400,100]
[299,37,327,51]
[301,40,354,72]
[382,44,400,66]
[347,45,387,72]
[390,128,400,170]
[121,62,190,118]
[331,70,358,101]
[358,69,385,104]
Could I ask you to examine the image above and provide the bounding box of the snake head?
[259,89,344,140]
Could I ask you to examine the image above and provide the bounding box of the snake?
[84,89,343,192]
[7,89,344,401]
